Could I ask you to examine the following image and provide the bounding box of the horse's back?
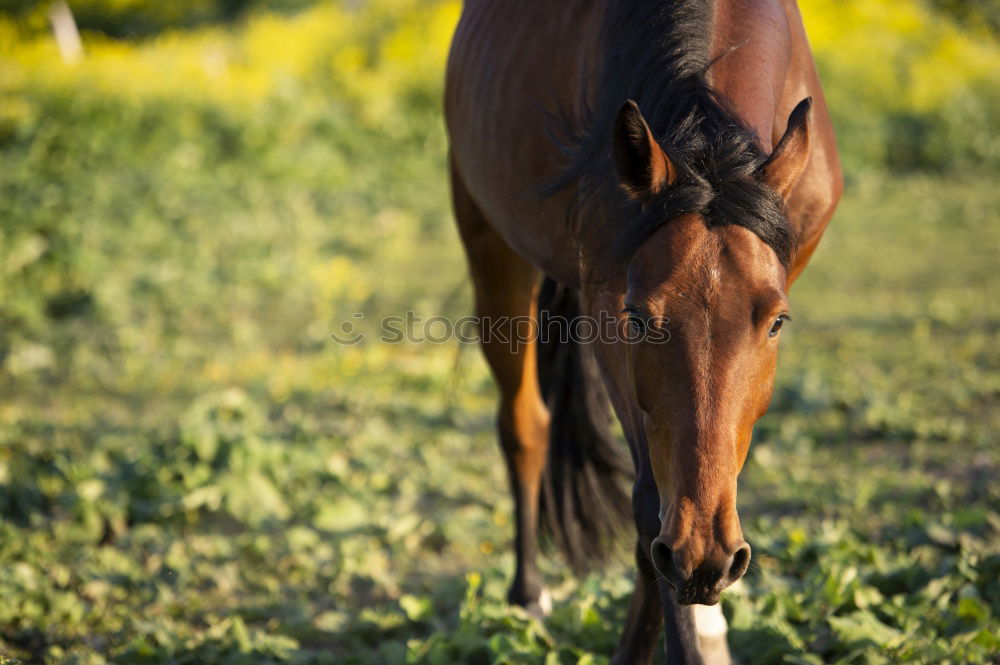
[445,0,602,283]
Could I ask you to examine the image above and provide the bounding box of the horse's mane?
[544,0,793,277]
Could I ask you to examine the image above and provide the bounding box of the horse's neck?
[707,0,792,150]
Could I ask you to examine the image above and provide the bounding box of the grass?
[1,2,998,664]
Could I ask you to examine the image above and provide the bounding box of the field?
[1,1,998,664]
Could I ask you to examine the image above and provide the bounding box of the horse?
[444,0,842,663]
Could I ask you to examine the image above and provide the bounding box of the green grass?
[2,39,999,665]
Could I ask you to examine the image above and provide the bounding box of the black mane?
[545,0,793,277]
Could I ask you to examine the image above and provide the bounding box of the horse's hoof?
[520,588,552,619]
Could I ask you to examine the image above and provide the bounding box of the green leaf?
[828,611,903,650]
[400,594,433,623]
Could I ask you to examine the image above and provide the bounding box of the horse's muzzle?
[650,536,751,605]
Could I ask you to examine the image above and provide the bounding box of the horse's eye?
[624,307,646,337]
[769,315,788,338]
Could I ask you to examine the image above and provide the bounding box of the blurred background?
[0,1,998,663]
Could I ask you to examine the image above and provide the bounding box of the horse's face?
[612,99,811,605]
[624,217,785,604]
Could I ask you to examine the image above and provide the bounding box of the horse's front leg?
[611,474,665,665]
[641,480,704,665]
[614,471,705,665]
[451,159,551,616]
[656,581,704,665]
[616,472,734,665]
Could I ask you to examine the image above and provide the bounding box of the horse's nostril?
[729,543,751,581]
[650,538,677,587]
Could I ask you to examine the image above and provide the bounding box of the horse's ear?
[762,97,812,199]
[613,99,676,200]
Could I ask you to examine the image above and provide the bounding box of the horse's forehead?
[717,224,787,288]
[630,216,783,307]
[630,214,717,286]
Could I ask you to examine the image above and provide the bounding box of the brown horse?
[445,1,842,663]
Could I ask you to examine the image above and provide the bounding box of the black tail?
[536,276,633,571]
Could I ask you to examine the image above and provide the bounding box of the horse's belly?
[445,0,602,285]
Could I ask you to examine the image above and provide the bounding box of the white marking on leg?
[538,587,552,615]
[693,603,727,638]
[694,603,732,665]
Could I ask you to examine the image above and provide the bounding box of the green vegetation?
[803,0,1000,174]
[0,0,997,663]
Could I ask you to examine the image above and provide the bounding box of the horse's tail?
[536,276,633,571]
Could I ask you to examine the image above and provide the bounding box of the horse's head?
[611,99,811,605]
